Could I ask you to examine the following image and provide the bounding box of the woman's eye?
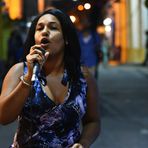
[37,28,42,31]
[36,26,43,31]
[51,26,58,30]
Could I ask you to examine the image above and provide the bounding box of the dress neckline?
[39,68,71,106]
[40,80,71,106]
[38,68,69,87]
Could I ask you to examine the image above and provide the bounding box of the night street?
[92,64,148,148]
[0,64,148,148]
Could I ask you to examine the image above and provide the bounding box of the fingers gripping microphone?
[31,48,46,82]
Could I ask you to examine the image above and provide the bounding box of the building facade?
[107,0,148,64]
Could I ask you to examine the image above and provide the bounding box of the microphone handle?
[31,62,40,82]
[31,48,46,82]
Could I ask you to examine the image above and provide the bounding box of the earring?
[65,41,68,45]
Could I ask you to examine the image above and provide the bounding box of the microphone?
[31,48,46,82]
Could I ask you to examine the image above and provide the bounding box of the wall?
[126,0,147,63]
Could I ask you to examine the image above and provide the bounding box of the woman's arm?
[0,45,49,125]
[74,67,100,148]
[0,62,32,125]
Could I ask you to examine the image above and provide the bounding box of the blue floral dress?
[10,63,87,148]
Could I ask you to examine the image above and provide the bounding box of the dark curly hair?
[23,9,81,83]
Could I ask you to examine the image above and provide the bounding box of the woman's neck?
[43,53,64,76]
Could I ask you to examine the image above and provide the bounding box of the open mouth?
[40,38,50,46]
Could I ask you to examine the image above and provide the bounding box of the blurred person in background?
[101,36,109,67]
[76,15,102,79]
[7,26,24,68]
[0,9,100,148]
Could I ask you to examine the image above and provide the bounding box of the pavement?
[92,64,148,148]
[0,63,148,148]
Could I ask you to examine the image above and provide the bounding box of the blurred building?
[127,0,148,63]
[102,0,148,64]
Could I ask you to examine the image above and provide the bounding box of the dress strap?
[61,69,69,86]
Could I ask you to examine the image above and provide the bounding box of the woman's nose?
[42,27,49,36]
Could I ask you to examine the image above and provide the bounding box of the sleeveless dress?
[10,63,87,148]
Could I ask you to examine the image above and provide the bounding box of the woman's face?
[34,14,65,55]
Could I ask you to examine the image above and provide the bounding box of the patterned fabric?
[10,62,87,148]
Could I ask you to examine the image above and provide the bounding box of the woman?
[0,9,100,148]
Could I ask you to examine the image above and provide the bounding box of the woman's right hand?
[25,45,49,80]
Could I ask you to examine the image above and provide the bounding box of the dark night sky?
[23,0,109,27]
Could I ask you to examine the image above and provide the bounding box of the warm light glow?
[70,15,76,23]
[113,1,127,63]
[77,5,84,11]
[3,0,10,8]
[97,26,105,34]
[105,25,112,32]
[4,0,22,20]
[103,18,112,26]
[38,0,44,13]
[84,3,91,10]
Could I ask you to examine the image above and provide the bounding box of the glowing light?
[77,5,84,11]
[4,0,22,20]
[27,22,32,28]
[97,26,105,34]
[70,15,76,23]
[103,18,112,26]
[105,26,112,32]
[84,3,91,10]
[3,0,10,8]
[38,0,44,13]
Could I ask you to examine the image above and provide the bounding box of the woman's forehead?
[37,14,60,25]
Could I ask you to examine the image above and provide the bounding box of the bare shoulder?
[5,62,24,78]
[0,62,24,97]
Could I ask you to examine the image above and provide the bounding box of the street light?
[70,15,76,23]
[103,18,112,26]
[77,4,84,11]
[84,3,91,10]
